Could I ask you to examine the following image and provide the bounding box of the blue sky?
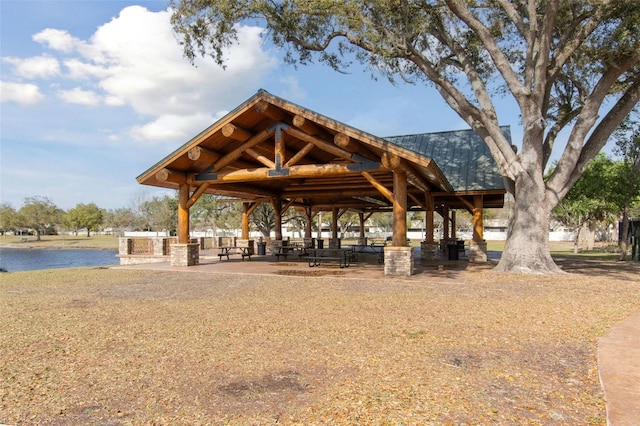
[0,0,524,211]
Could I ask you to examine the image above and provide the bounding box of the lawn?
[1,259,638,424]
[0,234,120,250]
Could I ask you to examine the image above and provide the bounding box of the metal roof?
[384,127,510,192]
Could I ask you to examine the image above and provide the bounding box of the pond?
[0,248,119,272]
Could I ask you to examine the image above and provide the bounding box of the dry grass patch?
[0,263,638,425]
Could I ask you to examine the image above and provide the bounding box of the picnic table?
[306,248,353,268]
[273,243,308,261]
[218,246,253,261]
[349,243,385,264]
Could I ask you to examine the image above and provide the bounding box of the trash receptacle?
[317,239,324,249]
[447,243,459,260]
[257,242,266,255]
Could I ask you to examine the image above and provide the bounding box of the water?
[0,248,119,272]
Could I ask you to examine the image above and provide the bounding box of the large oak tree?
[170,0,640,273]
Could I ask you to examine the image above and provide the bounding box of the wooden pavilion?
[137,90,509,275]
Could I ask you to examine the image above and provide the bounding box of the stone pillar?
[420,241,439,260]
[469,241,488,263]
[384,246,414,276]
[170,243,199,267]
[118,238,132,256]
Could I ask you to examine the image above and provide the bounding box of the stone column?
[170,243,199,267]
[384,246,414,276]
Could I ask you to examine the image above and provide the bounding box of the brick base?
[469,241,488,263]
[170,243,200,267]
[420,241,439,260]
[384,246,414,276]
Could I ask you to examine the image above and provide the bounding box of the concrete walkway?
[598,309,640,425]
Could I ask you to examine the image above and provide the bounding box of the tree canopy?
[65,203,105,237]
[171,0,640,272]
[18,196,64,240]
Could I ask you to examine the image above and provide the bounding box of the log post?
[473,195,484,242]
[271,198,283,240]
[331,208,339,239]
[451,210,457,240]
[392,169,408,246]
[442,205,450,241]
[425,192,434,243]
[177,183,190,244]
[304,207,313,238]
[359,212,366,240]
[274,126,285,168]
[241,202,250,239]
[470,195,488,263]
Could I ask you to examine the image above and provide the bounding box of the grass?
[0,234,119,250]
[1,260,638,424]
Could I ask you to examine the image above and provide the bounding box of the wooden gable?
[137,90,454,212]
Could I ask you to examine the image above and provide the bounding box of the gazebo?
[136,90,508,275]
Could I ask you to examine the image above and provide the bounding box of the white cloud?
[279,76,307,100]
[33,28,80,53]
[36,5,276,142]
[3,5,276,143]
[0,81,45,105]
[130,111,227,142]
[3,54,60,79]
[57,87,101,105]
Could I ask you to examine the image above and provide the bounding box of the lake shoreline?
[0,243,116,250]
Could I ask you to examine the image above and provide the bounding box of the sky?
[0,0,527,211]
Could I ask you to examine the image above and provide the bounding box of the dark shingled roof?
[384,126,510,192]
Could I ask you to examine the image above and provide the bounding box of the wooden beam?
[274,125,285,167]
[247,201,262,216]
[209,126,275,173]
[292,115,324,136]
[222,123,252,141]
[334,133,360,152]
[186,183,210,209]
[188,146,220,163]
[156,168,186,185]
[284,142,315,167]
[381,152,402,170]
[194,162,376,183]
[255,100,288,121]
[282,199,295,214]
[245,147,276,168]
[362,172,395,205]
[408,193,424,209]
[284,127,353,162]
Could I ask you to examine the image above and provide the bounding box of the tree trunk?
[494,173,563,273]
[620,208,630,261]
